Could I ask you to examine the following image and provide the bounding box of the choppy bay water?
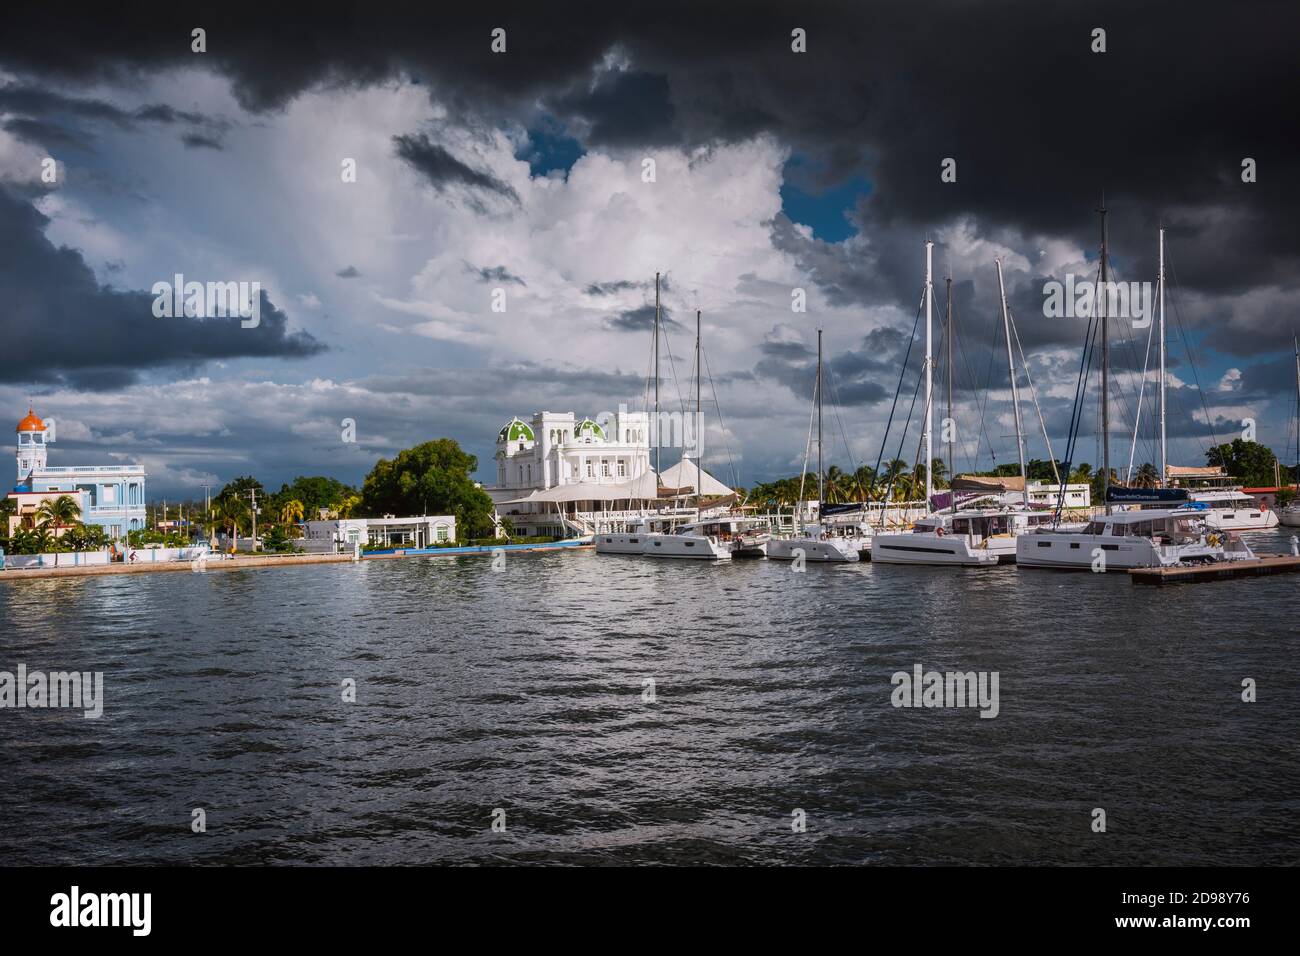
[1,533,1297,866]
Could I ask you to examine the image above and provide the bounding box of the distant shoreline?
[0,540,594,582]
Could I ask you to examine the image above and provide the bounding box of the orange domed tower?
[15,408,49,483]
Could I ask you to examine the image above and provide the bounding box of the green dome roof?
[574,418,606,440]
[498,418,535,442]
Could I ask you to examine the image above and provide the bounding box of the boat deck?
[1129,554,1300,585]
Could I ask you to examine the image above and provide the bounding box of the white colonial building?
[486,409,735,537]
[8,408,146,541]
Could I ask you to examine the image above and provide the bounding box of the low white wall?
[3,550,112,569]
[125,546,210,564]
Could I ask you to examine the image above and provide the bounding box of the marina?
[2,543,1294,867]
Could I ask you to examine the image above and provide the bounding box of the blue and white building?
[9,408,147,541]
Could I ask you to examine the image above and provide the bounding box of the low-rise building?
[300,515,457,552]
[1025,480,1091,509]
[8,408,146,541]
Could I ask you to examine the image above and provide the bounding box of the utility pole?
[248,487,259,551]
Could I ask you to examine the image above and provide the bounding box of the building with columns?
[486,409,662,537]
[8,408,147,541]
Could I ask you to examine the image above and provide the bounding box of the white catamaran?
[768,330,860,563]
[874,247,1047,566]
[642,309,766,560]
[1017,216,1253,569]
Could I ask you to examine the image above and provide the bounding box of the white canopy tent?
[500,471,659,505]
[657,458,735,498]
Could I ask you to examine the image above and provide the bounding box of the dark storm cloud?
[0,187,325,389]
[181,132,222,150]
[0,83,230,158]
[2,117,85,148]
[605,304,679,332]
[3,2,1293,301]
[392,132,519,203]
[554,70,676,146]
[756,325,900,407]
[465,263,525,285]
[586,276,673,296]
[2,0,1297,413]
[335,265,361,278]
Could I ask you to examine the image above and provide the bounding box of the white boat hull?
[1279,507,1300,528]
[595,532,653,554]
[1015,533,1224,569]
[642,533,732,560]
[870,532,1001,566]
[767,537,859,562]
[1201,508,1279,532]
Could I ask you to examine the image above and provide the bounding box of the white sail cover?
[657,458,735,497]
[500,471,659,505]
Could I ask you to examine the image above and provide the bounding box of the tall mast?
[695,309,702,516]
[1158,228,1167,487]
[946,276,954,513]
[816,328,824,511]
[996,257,1027,486]
[924,240,934,507]
[1100,203,1112,516]
[653,272,661,480]
[1293,334,1299,481]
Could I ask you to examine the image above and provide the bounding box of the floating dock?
[1129,554,1300,585]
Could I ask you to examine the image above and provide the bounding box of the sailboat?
[873,245,1043,566]
[597,272,697,555]
[768,330,860,563]
[1280,335,1300,528]
[642,310,764,559]
[1017,213,1250,569]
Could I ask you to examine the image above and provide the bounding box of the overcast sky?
[2,2,1298,497]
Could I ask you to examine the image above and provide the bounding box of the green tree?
[217,476,264,504]
[271,476,355,517]
[1133,462,1159,488]
[360,439,496,538]
[35,494,82,532]
[1206,439,1279,487]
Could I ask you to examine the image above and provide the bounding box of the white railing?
[35,466,146,474]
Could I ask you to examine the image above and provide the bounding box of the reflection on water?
[1,533,1296,865]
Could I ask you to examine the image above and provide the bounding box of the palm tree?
[280,498,305,534]
[34,495,82,539]
[853,465,877,501]
[1133,462,1159,488]
[337,494,363,519]
[213,496,249,549]
[823,466,849,504]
